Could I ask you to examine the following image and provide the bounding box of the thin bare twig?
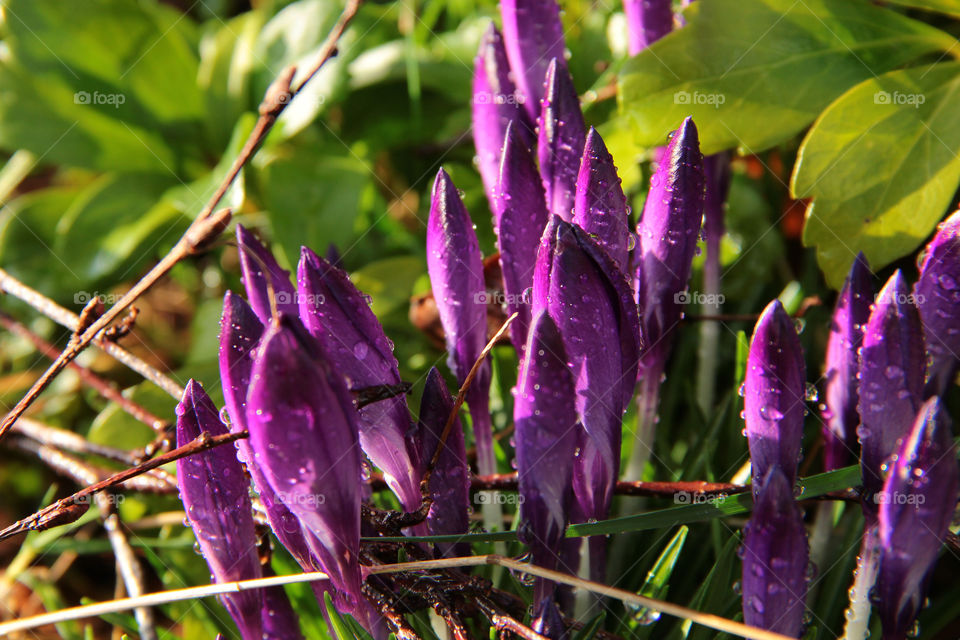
[468,474,745,499]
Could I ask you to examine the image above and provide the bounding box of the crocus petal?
[236,225,298,323]
[176,380,262,640]
[859,270,925,510]
[573,127,631,273]
[297,248,420,511]
[219,292,317,570]
[515,311,579,636]
[246,317,362,612]
[744,300,805,492]
[876,397,959,640]
[915,210,960,396]
[702,151,731,258]
[497,120,550,352]
[740,466,808,638]
[416,367,470,558]
[262,582,305,640]
[822,253,873,471]
[473,23,534,214]
[426,169,494,474]
[622,0,673,55]
[499,0,566,124]
[538,59,587,223]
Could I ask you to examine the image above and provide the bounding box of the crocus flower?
[538,58,587,222]
[914,210,960,396]
[876,397,959,640]
[297,247,420,512]
[426,169,495,475]
[858,271,925,515]
[744,300,806,491]
[416,367,470,558]
[740,466,809,638]
[176,380,263,640]
[499,0,566,125]
[573,127,631,274]
[532,217,642,579]
[622,0,672,55]
[262,579,306,640]
[515,311,579,638]
[473,23,533,213]
[496,121,549,352]
[245,316,363,612]
[821,253,872,471]
[236,225,298,322]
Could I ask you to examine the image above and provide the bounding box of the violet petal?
[538,59,587,223]
[622,0,673,55]
[915,210,960,396]
[236,225,298,323]
[499,0,566,124]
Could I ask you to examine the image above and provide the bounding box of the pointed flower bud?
[538,59,587,222]
[573,127,631,273]
[176,380,263,640]
[245,317,362,612]
[236,225,298,323]
[499,0,566,124]
[622,0,673,55]
[914,210,960,396]
[496,121,549,352]
[859,271,925,510]
[473,23,533,213]
[822,253,873,471]
[426,169,494,474]
[876,397,959,640]
[740,466,809,638]
[297,248,420,511]
[744,300,806,492]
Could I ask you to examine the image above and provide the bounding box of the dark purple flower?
[496,121,549,352]
[538,59,587,223]
[876,397,959,640]
[416,367,470,558]
[245,316,363,612]
[176,380,263,640]
[858,271,925,513]
[473,23,534,214]
[236,225,298,323]
[499,0,566,124]
[822,253,873,471]
[515,311,579,638]
[262,579,305,640]
[740,466,808,638]
[622,0,672,55]
[744,300,806,492]
[701,151,731,270]
[573,127,631,274]
[297,248,420,511]
[914,210,960,396]
[426,169,494,474]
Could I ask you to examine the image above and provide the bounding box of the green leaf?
[672,533,741,640]
[350,256,425,317]
[793,62,960,287]
[572,612,606,640]
[324,592,361,640]
[884,0,960,18]
[617,0,955,154]
[630,526,688,635]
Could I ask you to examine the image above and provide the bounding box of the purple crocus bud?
[426,169,494,474]
[876,397,959,640]
[538,59,587,222]
[740,466,809,638]
[858,271,925,514]
[416,367,470,558]
[499,0,566,124]
[236,225,298,323]
[915,210,960,396]
[744,300,806,492]
[496,121,549,352]
[622,0,673,55]
[473,23,534,214]
[822,253,873,471]
[246,317,362,612]
[297,248,420,512]
[262,581,305,640]
[701,152,731,264]
[515,311,579,637]
[176,380,262,640]
[573,127,631,273]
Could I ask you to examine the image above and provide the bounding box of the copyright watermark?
[673,90,725,108]
[274,291,326,306]
[74,91,126,108]
[674,491,727,506]
[473,92,525,106]
[874,91,925,108]
[875,291,925,306]
[873,492,925,506]
[674,290,725,305]
[74,291,121,305]
[474,491,524,505]
[474,291,528,306]
[276,492,326,507]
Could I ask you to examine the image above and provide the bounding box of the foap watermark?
[874,91,925,108]
[74,291,123,305]
[674,290,725,306]
[474,491,524,505]
[674,491,727,506]
[673,90,725,108]
[875,291,925,306]
[474,291,528,306]
[74,493,125,505]
[873,492,925,506]
[473,92,525,106]
[276,491,326,508]
[74,91,126,108]
[274,291,326,306]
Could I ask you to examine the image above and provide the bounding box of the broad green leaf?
[618,0,955,154]
[793,63,960,287]
[884,0,960,18]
